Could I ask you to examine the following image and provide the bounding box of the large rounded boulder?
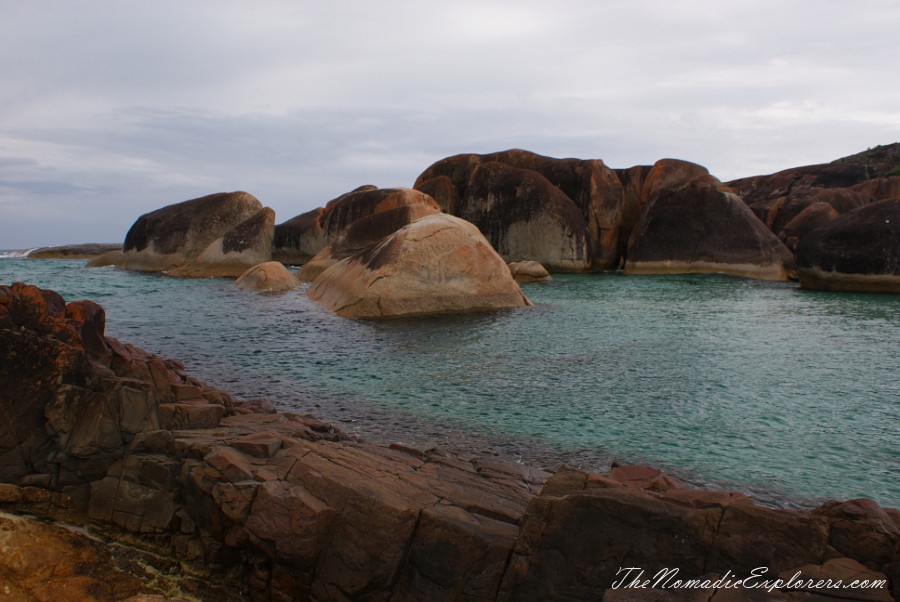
[118,191,274,276]
[795,199,900,293]
[415,149,628,271]
[167,207,276,278]
[624,178,794,280]
[307,213,532,318]
[458,161,591,272]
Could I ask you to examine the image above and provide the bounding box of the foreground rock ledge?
[2,283,899,601]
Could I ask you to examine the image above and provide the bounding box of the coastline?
[2,281,898,600]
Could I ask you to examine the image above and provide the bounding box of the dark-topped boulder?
[625,178,794,280]
[307,213,532,317]
[117,191,274,276]
[415,149,629,271]
[235,262,298,292]
[459,161,591,272]
[296,203,441,282]
[272,206,327,265]
[167,207,276,278]
[796,199,900,293]
[272,186,439,264]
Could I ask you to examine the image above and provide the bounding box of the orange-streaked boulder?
[235,261,298,292]
[307,213,531,317]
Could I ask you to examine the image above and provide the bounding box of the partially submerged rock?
[508,260,552,283]
[27,243,122,260]
[625,178,794,280]
[235,261,298,292]
[796,199,900,293]
[307,213,532,317]
[117,191,274,277]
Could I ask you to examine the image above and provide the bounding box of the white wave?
[0,248,39,259]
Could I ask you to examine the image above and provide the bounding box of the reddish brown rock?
[639,158,715,206]
[778,202,840,253]
[4,283,900,601]
[796,199,900,292]
[307,213,532,317]
[625,178,794,280]
[234,261,298,292]
[853,176,900,202]
[273,186,438,265]
[296,202,441,282]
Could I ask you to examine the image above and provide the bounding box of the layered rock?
[625,178,795,280]
[307,213,532,317]
[117,191,275,277]
[273,187,439,264]
[2,285,899,601]
[795,199,900,292]
[235,261,298,292]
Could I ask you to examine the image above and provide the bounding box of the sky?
[2,0,900,248]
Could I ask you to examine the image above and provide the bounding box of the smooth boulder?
[167,207,276,278]
[307,213,532,317]
[508,261,552,283]
[796,199,900,293]
[625,178,794,280]
[235,262,298,292]
[117,191,274,276]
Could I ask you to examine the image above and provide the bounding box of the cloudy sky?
[2,0,899,248]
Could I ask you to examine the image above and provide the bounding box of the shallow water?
[3,257,899,509]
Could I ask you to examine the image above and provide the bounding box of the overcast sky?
[2,0,899,248]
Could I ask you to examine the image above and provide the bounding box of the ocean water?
[2,256,900,509]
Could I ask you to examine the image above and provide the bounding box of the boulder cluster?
[3,284,900,601]
[78,143,900,307]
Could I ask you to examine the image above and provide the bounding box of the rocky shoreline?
[3,282,899,601]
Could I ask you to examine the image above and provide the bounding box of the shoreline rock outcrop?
[2,284,900,600]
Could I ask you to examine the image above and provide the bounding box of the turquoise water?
[3,257,900,509]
